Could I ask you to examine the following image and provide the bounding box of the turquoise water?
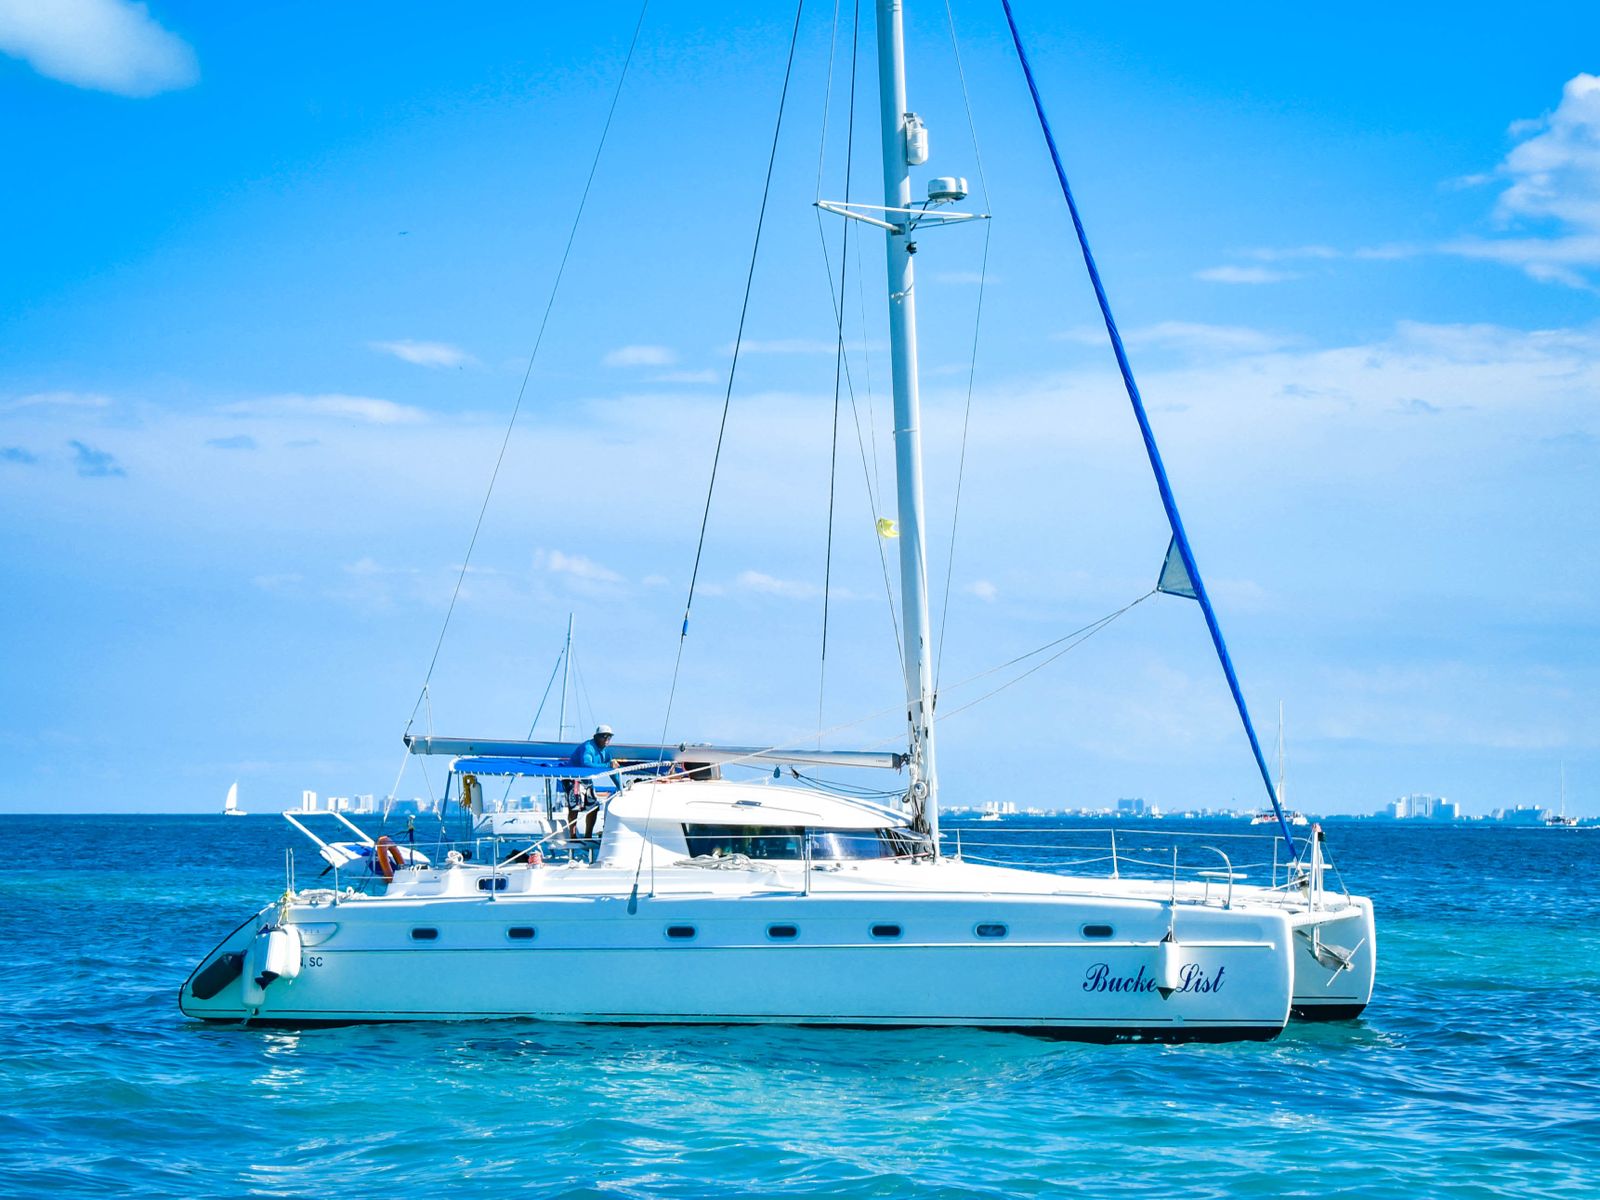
[2,815,1596,1199]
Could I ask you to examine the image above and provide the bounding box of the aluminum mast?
[875,0,939,847]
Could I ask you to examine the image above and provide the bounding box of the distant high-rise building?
[1388,793,1452,820]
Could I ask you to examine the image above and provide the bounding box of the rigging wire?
[936,590,1153,723]
[811,0,903,668]
[498,647,568,805]
[636,0,809,904]
[932,0,995,694]
[400,0,651,741]
[815,0,862,740]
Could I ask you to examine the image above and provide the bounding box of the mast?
[557,612,574,741]
[875,0,939,847]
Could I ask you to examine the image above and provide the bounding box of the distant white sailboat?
[1251,703,1308,826]
[1546,766,1578,828]
[223,781,246,818]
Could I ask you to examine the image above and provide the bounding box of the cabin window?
[683,825,805,860]
[870,923,902,939]
[766,923,799,940]
[478,876,508,892]
[410,927,439,941]
[681,825,921,862]
[1081,924,1114,939]
[808,829,920,861]
[974,923,1008,939]
[665,925,697,941]
[506,926,536,941]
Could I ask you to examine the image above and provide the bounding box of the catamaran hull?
[1289,896,1376,1020]
[181,892,1296,1041]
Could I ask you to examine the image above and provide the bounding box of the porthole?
[974,922,1008,939]
[1081,923,1114,939]
[870,923,902,939]
[506,926,536,941]
[767,923,799,940]
[665,924,697,941]
[410,927,439,941]
[478,876,508,892]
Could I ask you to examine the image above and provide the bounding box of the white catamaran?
[182,1,1374,1040]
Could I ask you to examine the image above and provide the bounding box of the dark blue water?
[2,815,1595,1199]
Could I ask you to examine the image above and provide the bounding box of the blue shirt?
[569,737,613,771]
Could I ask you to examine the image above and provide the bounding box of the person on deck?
[566,725,614,840]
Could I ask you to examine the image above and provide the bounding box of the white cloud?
[3,390,113,412]
[219,393,427,425]
[0,0,197,97]
[252,573,304,593]
[1194,265,1300,285]
[537,549,623,584]
[1448,74,1600,287]
[1132,322,1296,355]
[727,338,882,355]
[967,580,998,602]
[650,369,720,385]
[1054,322,1293,356]
[737,570,821,600]
[369,340,476,368]
[1244,245,1341,262]
[604,345,677,367]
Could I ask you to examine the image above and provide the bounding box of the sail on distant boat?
[223,781,246,817]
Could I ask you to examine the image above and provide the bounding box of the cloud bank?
[0,0,198,97]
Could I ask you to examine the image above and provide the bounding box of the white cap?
[595,724,614,737]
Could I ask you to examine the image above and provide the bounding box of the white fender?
[264,925,302,983]
[1156,930,1182,998]
[249,924,303,993]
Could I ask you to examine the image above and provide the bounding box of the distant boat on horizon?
[222,781,246,818]
[1252,701,1309,826]
[1545,766,1578,828]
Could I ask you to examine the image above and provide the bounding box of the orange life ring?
[374,836,405,881]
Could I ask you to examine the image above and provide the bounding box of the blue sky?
[2,0,1597,816]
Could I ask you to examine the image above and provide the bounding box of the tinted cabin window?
[683,824,804,860]
[680,825,920,861]
[975,923,1008,939]
[808,829,919,860]
[478,876,508,892]
[410,927,439,941]
[870,924,902,939]
[506,927,536,941]
[767,924,799,940]
[665,925,697,940]
[1081,924,1114,939]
